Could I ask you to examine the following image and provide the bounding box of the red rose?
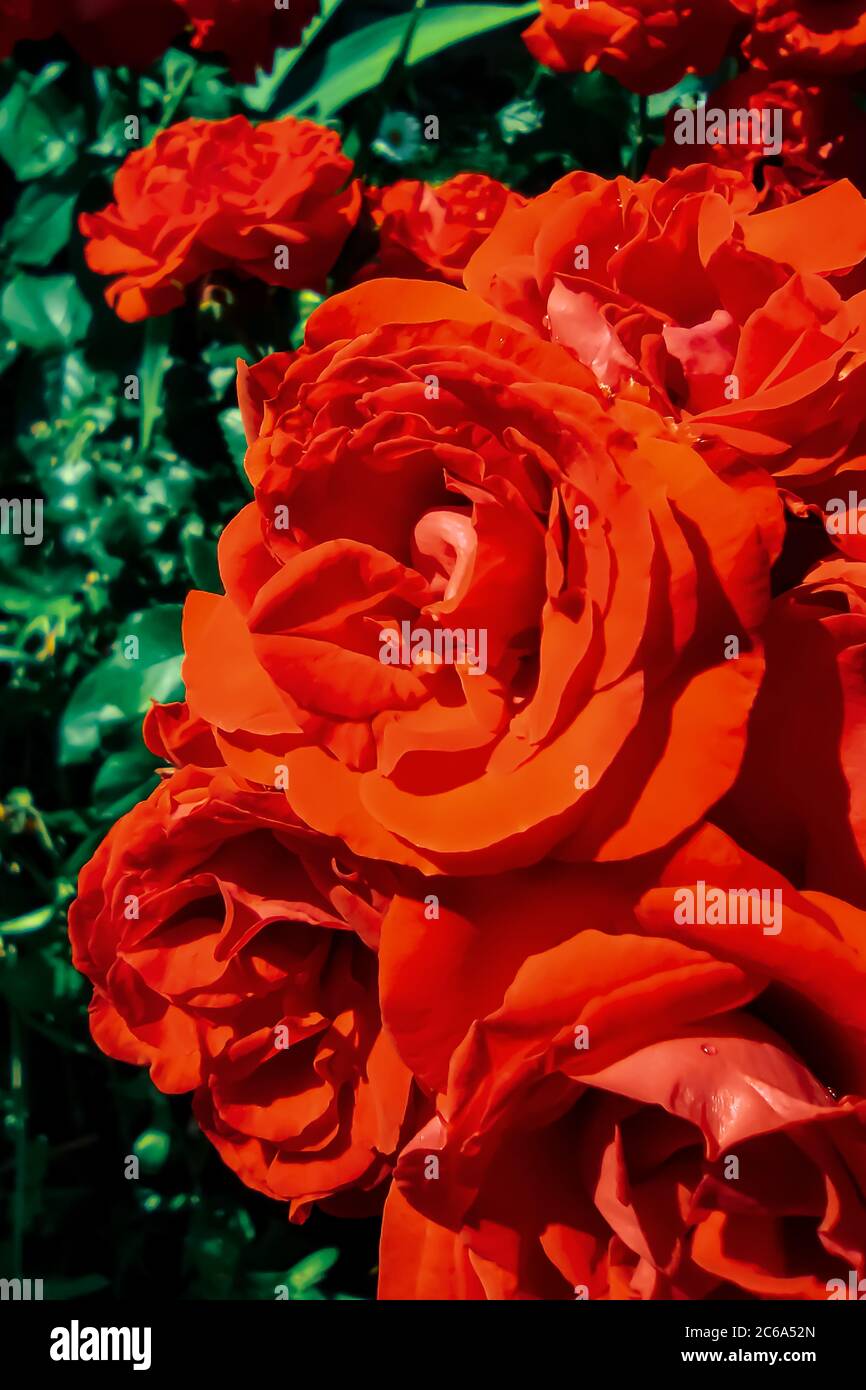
[359,174,527,287]
[523,0,744,94]
[79,115,361,322]
[177,278,781,876]
[68,764,411,1216]
[649,75,866,209]
[379,826,866,1298]
[178,0,320,81]
[719,558,866,910]
[737,0,866,75]
[466,165,866,516]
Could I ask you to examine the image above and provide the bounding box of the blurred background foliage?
[0,0,677,1299]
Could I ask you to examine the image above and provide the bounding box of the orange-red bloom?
[359,175,527,287]
[466,165,866,517]
[68,764,411,1217]
[737,0,866,74]
[649,75,866,209]
[522,1,866,88]
[178,0,319,80]
[523,0,744,93]
[379,827,866,1298]
[79,115,361,322]
[176,278,782,876]
[719,559,866,910]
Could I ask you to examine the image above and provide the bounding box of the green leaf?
[0,904,55,937]
[59,605,184,764]
[290,289,324,351]
[96,777,159,824]
[139,317,173,454]
[288,1247,340,1291]
[188,62,234,122]
[182,527,222,594]
[647,75,708,121]
[219,407,251,484]
[204,342,245,399]
[497,96,544,144]
[0,68,84,181]
[285,3,540,120]
[3,186,77,267]
[91,746,159,817]
[31,61,70,97]
[1,274,92,351]
[88,78,141,158]
[133,1128,171,1172]
[43,351,99,416]
[242,0,347,113]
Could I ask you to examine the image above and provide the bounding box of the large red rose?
[737,0,866,74]
[649,75,866,209]
[466,165,866,516]
[379,825,866,1298]
[523,0,744,93]
[178,0,320,80]
[68,763,411,1217]
[176,278,782,877]
[719,558,866,910]
[358,174,527,287]
[79,115,361,322]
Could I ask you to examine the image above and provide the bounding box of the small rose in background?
[79,115,361,321]
[358,174,527,286]
[650,74,866,208]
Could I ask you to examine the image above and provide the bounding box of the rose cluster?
[527,2,866,208]
[69,4,866,1299]
[525,1,866,91]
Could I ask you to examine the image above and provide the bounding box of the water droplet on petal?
[701,1044,717,1056]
